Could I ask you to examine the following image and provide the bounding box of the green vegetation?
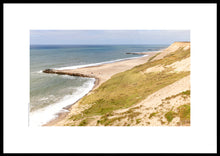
[136,119,141,124]
[177,104,190,125]
[79,119,89,126]
[129,106,142,111]
[165,111,177,123]
[78,70,189,118]
[68,47,190,125]
[97,115,125,126]
[181,90,191,100]
[162,47,190,65]
[68,113,83,121]
[164,90,190,101]
[181,90,190,96]
[164,103,190,125]
[97,110,141,126]
[148,52,161,62]
[149,112,158,119]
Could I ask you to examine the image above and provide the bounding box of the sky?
[30,30,190,45]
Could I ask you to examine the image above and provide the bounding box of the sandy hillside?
[45,42,191,126]
[152,42,190,61]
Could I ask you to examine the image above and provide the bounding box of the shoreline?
[43,51,161,126]
[43,77,100,126]
[53,53,151,71]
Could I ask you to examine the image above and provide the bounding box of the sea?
[29,44,168,127]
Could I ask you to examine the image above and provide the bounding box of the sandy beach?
[43,51,161,126]
[44,51,161,89]
[44,42,190,126]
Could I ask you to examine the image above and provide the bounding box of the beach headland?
[43,51,160,126]
[43,51,160,90]
[43,42,191,126]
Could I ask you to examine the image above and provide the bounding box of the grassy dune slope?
[65,46,190,126]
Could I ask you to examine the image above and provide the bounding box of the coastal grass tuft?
[98,115,126,126]
[149,112,158,119]
[136,119,141,124]
[69,47,190,124]
[182,90,190,96]
[164,103,190,125]
[164,90,190,101]
[177,104,190,125]
[147,52,161,62]
[78,119,89,126]
[165,111,177,123]
[97,109,141,126]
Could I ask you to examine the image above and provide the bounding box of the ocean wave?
[37,70,43,73]
[29,77,96,127]
[53,55,148,70]
[60,75,77,80]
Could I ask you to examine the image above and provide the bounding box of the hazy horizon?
[30,43,171,45]
[30,30,190,45]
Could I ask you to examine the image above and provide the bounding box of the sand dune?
[44,42,190,126]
